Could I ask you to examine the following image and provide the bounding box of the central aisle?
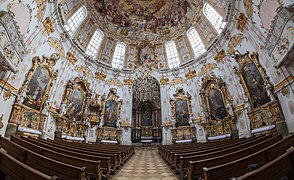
[114,147,178,180]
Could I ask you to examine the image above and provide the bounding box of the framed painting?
[60,77,92,121]
[141,103,153,127]
[170,87,192,127]
[103,99,118,127]
[207,88,227,120]
[66,89,85,119]
[241,62,271,109]
[19,53,59,112]
[23,66,51,111]
[101,88,122,128]
[175,99,190,127]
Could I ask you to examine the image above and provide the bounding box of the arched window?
[165,41,180,69]
[85,29,104,58]
[65,6,87,36]
[203,3,226,34]
[112,42,126,69]
[187,27,206,58]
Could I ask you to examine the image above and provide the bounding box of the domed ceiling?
[86,0,201,44]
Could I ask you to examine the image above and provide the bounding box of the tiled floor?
[114,146,178,180]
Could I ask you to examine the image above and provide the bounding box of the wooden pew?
[44,138,132,166]
[11,136,103,180]
[27,137,120,171]
[184,135,281,179]
[18,136,112,178]
[0,149,58,180]
[171,135,269,170]
[203,134,294,180]
[0,137,86,180]
[235,146,294,180]
[186,135,282,180]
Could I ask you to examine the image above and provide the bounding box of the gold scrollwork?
[95,72,107,81]
[160,76,169,85]
[214,49,226,63]
[236,13,248,32]
[66,52,77,65]
[185,70,197,80]
[43,17,54,35]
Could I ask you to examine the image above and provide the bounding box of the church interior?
[0,0,294,179]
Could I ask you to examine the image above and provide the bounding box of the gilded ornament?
[106,78,123,87]
[75,66,93,79]
[244,0,253,17]
[228,34,244,54]
[95,72,107,80]
[236,13,248,32]
[281,88,290,96]
[43,17,54,35]
[66,52,77,65]
[198,63,217,77]
[49,37,64,57]
[123,77,133,86]
[3,91,11,101]
[160,77,169,85]
[171,77,184,86]
[214,49,226,62]
[185,70,197,80]
[35,0,46,20]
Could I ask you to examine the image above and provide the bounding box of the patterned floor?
[114,147,178,180]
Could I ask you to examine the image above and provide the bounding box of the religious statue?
[42,98,50,113]
[17,87,28,103]
[264,81,276,101]
[116,119,121,129]
[201,111,207,122]
[216,120,223,135]
[226,103,234,116]
[70,118,77,136]
[59,100,67,117]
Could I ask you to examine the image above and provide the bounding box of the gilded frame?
[101,88,122,128]
[233,52,272,110]
[61,77,92,120]
[19,53,59,112]
[170,87,192,127]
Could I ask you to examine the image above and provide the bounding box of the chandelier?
[132,72,160,107]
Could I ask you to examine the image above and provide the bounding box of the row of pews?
[0,135,135,180]
[158,134,294,180]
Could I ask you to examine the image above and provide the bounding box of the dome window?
[112,42,126,69]
[85,29,104,59]
[165,41,180,69]
[64,6,87,36]
[187,27,206,58]
[203,3,226,34]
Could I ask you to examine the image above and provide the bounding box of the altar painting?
[141,104,152,126]
[175,99,189,127]
[66,89,84,119]
[208,88,227,120]
[242,63,270,109]
[23,67,50,111]
[104,100,118,127]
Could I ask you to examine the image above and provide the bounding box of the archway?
[131,74,161,143]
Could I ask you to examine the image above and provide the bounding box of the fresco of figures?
[175,99,190,127]
[66,89,84,120]
[23,67,50,111]
[208,88,227,120]
[104,100,118,127]
[242,63,271,109]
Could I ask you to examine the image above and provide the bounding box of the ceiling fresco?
[87,0,201,44]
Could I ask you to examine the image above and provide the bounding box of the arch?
[112,42,126,69]
[165,41,180,68]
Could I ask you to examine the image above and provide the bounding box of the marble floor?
[114,146,178,180]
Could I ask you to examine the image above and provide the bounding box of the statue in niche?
[59,100,68,117]
[17,86,29,104]
[226,102,234,116]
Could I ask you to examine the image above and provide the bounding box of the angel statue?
[226,103,234,117]
[59,100,68,117]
